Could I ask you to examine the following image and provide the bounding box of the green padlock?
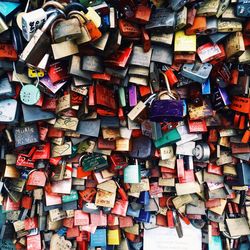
[154,128,181,148]
[80,153,108,172]
[62,190,79,203]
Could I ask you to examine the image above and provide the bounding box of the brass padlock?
[68,11,91,45]
[50,18,79,60]
[53,17,82,43]
[68,10,101,42]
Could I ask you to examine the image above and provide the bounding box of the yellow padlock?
[28,68,45,78]
[107,229,120,245]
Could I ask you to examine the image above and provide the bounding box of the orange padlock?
[186,16,207,35]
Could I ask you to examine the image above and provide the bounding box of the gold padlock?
[174,30,196,53]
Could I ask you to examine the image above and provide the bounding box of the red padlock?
[164,68,178,87]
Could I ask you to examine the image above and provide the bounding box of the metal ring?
[43,1,65,11]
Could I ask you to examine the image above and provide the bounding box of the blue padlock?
[126,205,140,218]
[90,229,107,247]
[135,209,151,223]
[137,191,150,206]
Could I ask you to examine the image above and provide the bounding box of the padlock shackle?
[50,17,66,43]
[43,1,65,11]
[144,93,157,105]
[68,10,89,24]
[64,2,88,14]
[41,9,65,32]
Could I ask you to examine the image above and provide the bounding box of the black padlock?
[129,136,152,159]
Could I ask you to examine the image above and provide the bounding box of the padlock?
[128,85,137,107]
[21,7,57,41]
[181,62,213,83]
[211,87,231,110]
[176,6,187,31]
[118,19,141,38]
[145,8,176,33]
[186,6,196,27]
[218,20,242,33]
[200,17,218,35]
[127,94,156,122]
[149,62,160,92]
[0,44,18,61]
[225,32,245,59]
[216,0,230,18]
[69,13,91,45]
[151,45,173,65]
[124,160,141,184]
[17,72,41,106]
[209,32,229,44]
[95,83,117,112]
[28,68,44,78]
[197,0,220,17]
[20,10,64,67]
[192,142,211,161]
[151,32,174,46]
[50,18,79,60]
[197,42,222,63]
[141,28,151,52]
[0,99,18,123]
[131,4,151,24]
[149,85,184,122]
[105,46,132,69]
[129,136,152,159]
[174,30,196,53]
[52,16,82,43]
[174,53,196,64]
[48,61,69,84]
[82,55,103,73]
[186,16,207,35]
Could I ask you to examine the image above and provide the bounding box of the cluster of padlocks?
[0,0,249,249]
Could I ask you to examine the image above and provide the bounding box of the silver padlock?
[192,142,211,161]
[181,62,213,84]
